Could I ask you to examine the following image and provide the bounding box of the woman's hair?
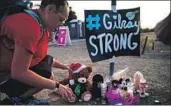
[40,0,68,11]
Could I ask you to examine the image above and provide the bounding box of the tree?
[140,28,154,33]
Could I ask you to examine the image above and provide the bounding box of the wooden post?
[152,40,155,50]
[109,56,115,77]
[109,0,117,78]
[111,0,117,12]
[142,36,148,55]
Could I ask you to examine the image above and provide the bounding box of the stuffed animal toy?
[105,79,121,104]
[118,77,131,91]
[139,78,148,98]
[105,86,138,105]
[112,67,129,80]
[111,80,119,89]
[133,71,143,92]
[133,71,149,98]
[120,90,138,105]
[105,75,138,105]
[100,82,108,104]
[105,88,123,105]
[60,62,93,102]
[91,74,104,101]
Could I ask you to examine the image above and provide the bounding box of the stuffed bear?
[59,62,93,102]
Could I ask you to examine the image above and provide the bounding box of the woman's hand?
[58,83,74,99]
[61,64,72,72]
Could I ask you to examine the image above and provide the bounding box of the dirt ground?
[1,32,170,105]
[33,32,170,105]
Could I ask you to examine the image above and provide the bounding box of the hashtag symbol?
[86,14,101,31]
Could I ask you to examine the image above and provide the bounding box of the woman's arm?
[51,58,72,71]
[11,44,74,98]
[11,44,56,90]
